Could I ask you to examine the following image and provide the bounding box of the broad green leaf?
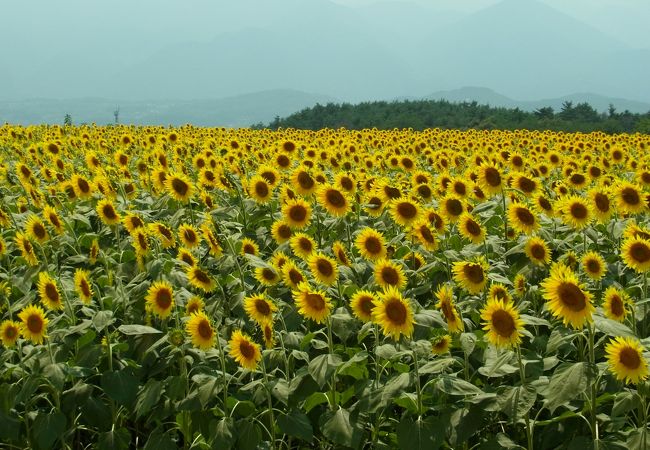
[460,333,477,355]
[278,410,313,442]
[543,362,597,412]
[118,324,163,335]
[320,407,362,448]
[397,416,445,450]
[236,419,262,450]
[308,354,342,388]
[436,375,484,396]
[101,369,139,406]
[93,310,115,332]
[97,428,131,450]
[0,411,21,442]
[143,429,177,450]
[33,411,67,450]
[496,384,537,419]
[211,417,236,450]
[612,391,641,417]
[136,379,164,418]
[479,347,518,378]
[593,315,635,337]
[418,357,457,374]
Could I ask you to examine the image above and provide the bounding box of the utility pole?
[114,106,120,125]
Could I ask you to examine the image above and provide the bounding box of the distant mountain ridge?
[424,87,650,114]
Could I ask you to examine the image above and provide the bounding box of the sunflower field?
[0,124,649,450]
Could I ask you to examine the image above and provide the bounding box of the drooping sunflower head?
[229,329,262,371]
[605,336,649,384]
[480,298,525,348]
[145,280,175,319]
[262,322,275,349]
[372,286,414,340]
[431,334,452,355]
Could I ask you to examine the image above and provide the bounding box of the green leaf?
[375,343,397,359]
[136,379,164,418]
[460,333,477,355]
[593,315,635,337]
[194,375,222,408]
[236,419,261,450]
[436,375,484,396]
[143,429,177,450]
[118,324,163,335]
[418,357,457,374]
[97,428,131,450]
[101,369,139,407]
[308,354,342,388]
[397,416,445,450]
[320,407,362,448]
[543,362,597,413]
[0,411,21,442]
[211,417,236,450]
[496,385,537,419]
[627,427,650,450]
[43,363,66,391]
[33,411,67,450]
[303,392,329,413]
[479,347,518,378]
[93,310,115,332]
[383,372,413,402]
[612,390,641,417]
[278,410,313,442]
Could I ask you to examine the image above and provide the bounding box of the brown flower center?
[254,181,269,198]
[27,315,43,333]
[239,340,256,359]
[609,294,624,317]
[397,202,417,220]
[326,189,346,208]
[297,172,314,190]
[570,203,588,220]
[316,259,334,277]
[558,282,587,311]
[445,198,463,217]
[305,293,326,311]
[630,242,650,263]
[619,347,641,369]
[464,219,482,237]
[385,299,407,325]
[484,167,501,187]
[515,207,535,226]
[155,289,172,309]
[289,205,307,223]
[381,266,400,285]
[171,178,189,196]
[621,187,640,206]
[492,309,515,337]
[463,264,484,284]
[255,299,271,315]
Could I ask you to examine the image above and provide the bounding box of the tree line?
[255,100,650,133]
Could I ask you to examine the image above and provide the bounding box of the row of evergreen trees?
[257,100,650,133]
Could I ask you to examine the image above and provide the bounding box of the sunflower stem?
[412,346,423,417]
[643,273,648,338]
[501,188,509,247]
[187,199,196,227]
[587,322,600,450]
[374,323,381,389]
[214,331,229,416]
[516,345,533,450]
[327,317,336,410]
[261,357,277,449]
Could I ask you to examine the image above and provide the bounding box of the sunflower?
[282,260,306,289]
[363,194,385,217]
[390,197,421,228]
[581,251,606,281]
[289,233,317,259]
[605,336,649,384]
[439,195,465,223]
[0,238,5,257]
[178,224,200,249]
[37,272,64,311]
[559,195,592,230]
[25,215,49,244]
[374,259,407,290]
[541,263,594,329]
[0,320,20,347]
[317,184,351,217]
[533,193,555,218]
[18,304,49,345]
[308,253,338,286]
[480,298,525,348]
[282,198,312,229]
[241,238,260,257]
[334,172,356,195]
[229,330,262,371]
[588,187,614,223]
[507,202,539,235]
[271,251,290,271]
[621,236,650,272]
[452,257,488,295]
[458,213,485,244]
[291,168,317,196]
[122,213,145,234]
[15,232,38,266]
[0,208,10,228]
[412,220,438,251]
[514,273,527,297]
[165,172,195,202]
[477,163,503,196]
[372,286,414,340]
[435,284,464,333]
[512,174,538,197]
[145,281,175,319]
[244,294,277,325]
[255,265,280,286]
[177,248,197,267]
[248,175,274,204]
[292,282,332,324]
[186,266,216,292]
[488,283,512,304]
[186,311,216,350]
[355,228,387,261]
[71,174,94,199]
[350,290,377,322]
[431,335,452,355]
[524,236,551,266]
[332,241,351,266]
[91,198,117,229]
[185,296,205,316]
[74,269,93,304]
[89,238,99,265]
[602,286,629,322]
[150,222,176,249]
[262,322,275,349]
[614,181,646,215]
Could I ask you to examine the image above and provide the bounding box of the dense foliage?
[1,125,649,449]
[262,100,650,133]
